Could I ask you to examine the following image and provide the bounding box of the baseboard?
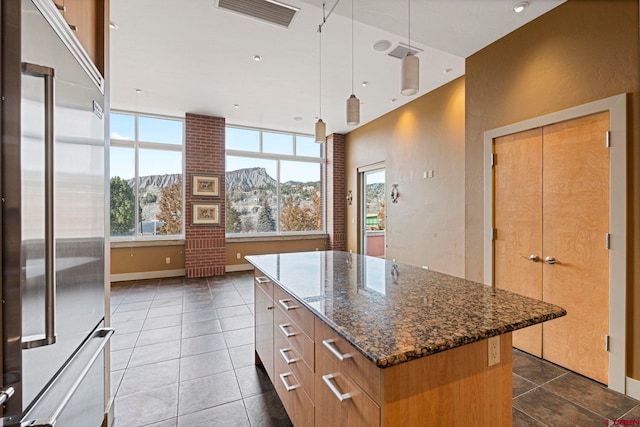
[110,269,185,282]
[226,263,253,272]
[626,376,640,400]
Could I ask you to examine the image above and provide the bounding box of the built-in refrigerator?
[1,0,112,425]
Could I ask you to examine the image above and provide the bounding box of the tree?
[110,177,135,235]
[226,195,242,233]
[257,198,276,232]
[280,189,321,231]
[156,177,182,235]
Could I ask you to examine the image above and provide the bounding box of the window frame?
[109,110,185,241]
[225,124,326,237]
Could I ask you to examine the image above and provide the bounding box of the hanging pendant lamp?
[400,0,419,96]
[346,0,360,125]
[315,5,326,144]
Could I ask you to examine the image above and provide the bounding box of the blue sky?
[109,115,322,183]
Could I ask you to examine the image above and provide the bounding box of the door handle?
[21,63,57,350]
[0,387,14,405]
[544,256,557,265]
[522,254,540,262]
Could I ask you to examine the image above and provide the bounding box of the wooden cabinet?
[254,275,275,381]
[273,286,315,424]
[50,0,104,73]
[315,343,380,427]
[253,267,513,426]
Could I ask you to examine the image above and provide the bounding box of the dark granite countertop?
[245,251,566,368]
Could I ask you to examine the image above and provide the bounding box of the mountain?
[225,167,277,191]
[128,174,180,193]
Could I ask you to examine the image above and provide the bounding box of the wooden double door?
[493,112,610,384]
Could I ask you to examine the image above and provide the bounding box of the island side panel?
[254,270,275,380]
[382,333,513,426]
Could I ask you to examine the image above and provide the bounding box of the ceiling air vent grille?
[387,43,423,59]
[217,0,299,28]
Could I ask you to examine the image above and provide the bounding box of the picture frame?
[191,202,221,226]
[192,174,220,197]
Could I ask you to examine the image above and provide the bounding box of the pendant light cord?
[351,0,354,94]
[319,21,322,118]
[408,0,412,49]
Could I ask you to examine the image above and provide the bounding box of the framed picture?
[192,174,220,197]
[191,203,221,226]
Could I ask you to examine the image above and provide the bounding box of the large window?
[110,112,184,239]
[226,126,324,235]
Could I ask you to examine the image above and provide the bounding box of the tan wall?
[226,237,328,266]
[111,244,185,275]
[345,77,466,277]
[464,0,640,378]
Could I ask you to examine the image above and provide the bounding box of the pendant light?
[401,0,419,96]
[315,6,326,143]
[346,0,360,126]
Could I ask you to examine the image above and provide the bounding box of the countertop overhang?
[246,250,566,368]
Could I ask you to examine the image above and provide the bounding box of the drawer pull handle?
[278,299,299,311]
[322,339,352,361]
[68,24,78,32]
[255,276,270,284]
[322,373,353,401]
[278,323,298,338]
[279,372,300,392]
[279,348,299,364]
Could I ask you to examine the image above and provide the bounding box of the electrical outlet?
[165,257,171,264]
[488,336,500,366]
[236,253,241,260]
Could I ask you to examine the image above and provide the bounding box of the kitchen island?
[246,251,566,426]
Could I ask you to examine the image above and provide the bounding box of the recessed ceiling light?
[513,1,529,13]
[135,88,142,94]
[233,104,240,109]
[293,116,303,121]
[443,68,453,74]
[109,21,119,30]
[372,40,392,52]
[252,55,262,62]
[361,81,368,87]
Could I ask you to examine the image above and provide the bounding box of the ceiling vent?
[217,0,299,28]
[387,43,423,59]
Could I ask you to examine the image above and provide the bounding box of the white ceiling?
[110,0,565,136]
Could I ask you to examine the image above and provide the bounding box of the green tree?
[257,198,276,232]
[157,177,182,235]
[226,195,242,233]
[110,177,135,235]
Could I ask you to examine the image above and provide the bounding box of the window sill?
[226,233,329,244]
[110,239,185,249]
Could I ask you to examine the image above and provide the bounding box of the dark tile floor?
[110,272,640,427]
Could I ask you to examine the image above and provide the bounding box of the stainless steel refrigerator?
[1,0,112,425]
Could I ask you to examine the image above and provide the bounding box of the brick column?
[184,113,226,277]
[325,133,346,251]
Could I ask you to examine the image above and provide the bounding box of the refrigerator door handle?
[21,328,114,427]
[21,62,57,350]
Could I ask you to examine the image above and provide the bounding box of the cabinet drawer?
[275,307,314,371]
[315,319,382,403]
[315,348,380,427]
[275,325,314,401]
[254,272,273,297]
[275,362,314,427]
[274,286,314,339]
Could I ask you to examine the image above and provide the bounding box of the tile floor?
[110,272,640,427]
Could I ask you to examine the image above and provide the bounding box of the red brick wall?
[184,113,226,277]
[326,133,346,251]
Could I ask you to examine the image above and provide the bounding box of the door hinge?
[490,153,496,167]
[606,130,611,148]
[491,227,498,241]
[606,233,611,250]
[605,335,611,352]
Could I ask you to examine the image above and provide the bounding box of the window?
[225,126,324,235]
[110,112,184,239]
